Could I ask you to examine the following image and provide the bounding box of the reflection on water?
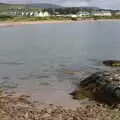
[0,25,15,28]
[0,61,24,65]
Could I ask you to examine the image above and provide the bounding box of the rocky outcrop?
[79,70,120,105]
[103,60,120,67]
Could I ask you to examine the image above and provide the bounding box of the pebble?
[0,93,119,120]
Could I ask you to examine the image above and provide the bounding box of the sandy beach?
[0,19,120,27]
[0,20,76,26]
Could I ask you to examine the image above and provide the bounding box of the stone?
[103,60,120,67]
[79,70,120,105]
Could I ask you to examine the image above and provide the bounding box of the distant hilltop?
[0,3,62,9]
[65,6,101,10]
[25,3,62,9]
[0,2,118,11]
[0,2,101,9]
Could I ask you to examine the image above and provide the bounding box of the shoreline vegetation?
[0,16,120,26]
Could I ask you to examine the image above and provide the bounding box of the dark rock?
[103,60,120,67]
[79,70,120,105]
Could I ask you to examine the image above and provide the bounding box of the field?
[0,3,26,12]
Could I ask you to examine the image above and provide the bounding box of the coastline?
[0,20,76,26]
[0,19,120,26]
[0,19,120,119]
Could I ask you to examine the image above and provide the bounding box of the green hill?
[0,3,62,12]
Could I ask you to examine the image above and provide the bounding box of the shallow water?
[0,21,120,106]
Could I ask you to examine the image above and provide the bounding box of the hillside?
[0,2,104,12]
[65,6,101,10]
[25,3,62,8]
[0,3,62,10]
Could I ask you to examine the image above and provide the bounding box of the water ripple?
[0,61,24,66]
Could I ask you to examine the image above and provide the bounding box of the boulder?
[103,60,120,67]
[79,70,120,105]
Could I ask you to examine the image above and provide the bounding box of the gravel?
[0,92,120,120]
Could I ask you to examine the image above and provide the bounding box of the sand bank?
[0,20,76,27]
[0,19,120,27]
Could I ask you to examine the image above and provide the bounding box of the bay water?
[0,21,120,106]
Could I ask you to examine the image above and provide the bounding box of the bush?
[71,17,78,21]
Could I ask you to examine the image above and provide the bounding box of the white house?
[92,11,112,16]
[77,11,90,17]
[71,15,77,18]
[25,12,29,16]
[34,11,50,17]
[34,11,44,17]
[34,12,39,17]
[21,12,25,16]
[65,14,77,17]
[43,11,50,17]
[38,11,44,17]
[30,12,34,16]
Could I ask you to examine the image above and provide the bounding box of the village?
[0,7,120,18]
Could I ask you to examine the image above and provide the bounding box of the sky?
[1,0,120,9]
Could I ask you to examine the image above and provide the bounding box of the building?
[34,11,50,17]
[25,12,29,16]
[77,11,90,17]
[34,12,39,17]
[71,15,77,18]
[43,11,50,17]
[65,14,77,17]
[30,12,34,16]
[92,11,112,16]
[21,12,25,16]
[114,11,120,16]
[38,11,44,17]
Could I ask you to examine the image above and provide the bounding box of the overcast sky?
[1,0,120,9]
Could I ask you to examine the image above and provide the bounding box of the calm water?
[0,21,120,106]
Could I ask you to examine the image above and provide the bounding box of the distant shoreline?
[0,19,120,26]
[0,20,75,26]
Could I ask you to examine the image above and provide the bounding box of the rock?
[80,70,120,105]
[103,60,120,67]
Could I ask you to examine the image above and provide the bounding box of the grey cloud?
[62,0,120,9]
[88,0,120,9]
[1,0,120,9]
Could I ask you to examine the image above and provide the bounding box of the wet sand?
[13,80,81,108]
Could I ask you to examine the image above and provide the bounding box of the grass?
[0,15,79,22]
[0,15,120,22]
[91,15,120,20]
